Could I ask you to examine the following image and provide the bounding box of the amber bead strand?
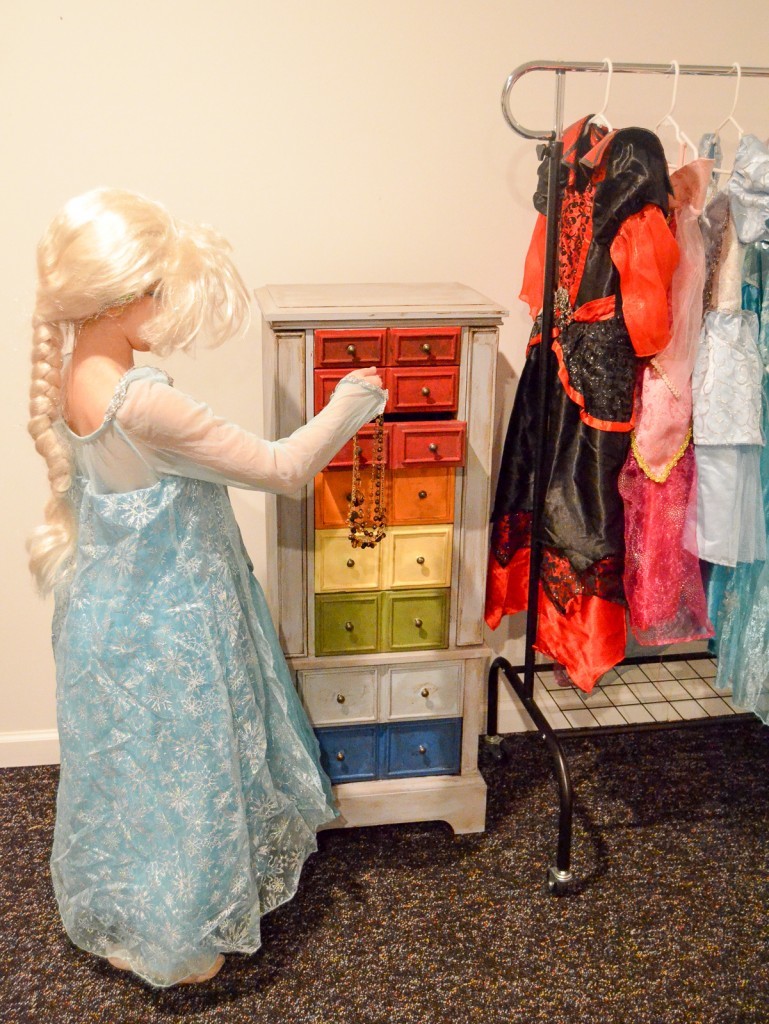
[347,414,387,548]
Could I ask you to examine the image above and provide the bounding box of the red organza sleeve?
[610,204,679,357]
[519,213,547,318]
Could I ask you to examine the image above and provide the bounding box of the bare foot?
[178,955,225,984]
[108,955,132,971]
[108,953,225,984]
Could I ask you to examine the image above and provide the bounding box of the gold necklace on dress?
[346,414,387,548]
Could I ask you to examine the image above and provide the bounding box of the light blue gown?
[707,136,769,724]
[50,366,386,986]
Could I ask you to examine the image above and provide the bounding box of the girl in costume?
[28,188,386,987]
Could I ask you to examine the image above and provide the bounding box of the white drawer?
[383,661,464,721]
[298,667,378,726]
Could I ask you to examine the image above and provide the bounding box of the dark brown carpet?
[2,720,768,1024]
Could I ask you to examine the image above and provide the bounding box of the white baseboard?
[0,730,60,768]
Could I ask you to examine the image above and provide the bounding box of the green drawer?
[381,588,449,652]
[315,593,380,656]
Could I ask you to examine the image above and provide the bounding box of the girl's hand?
[346,366,384,391]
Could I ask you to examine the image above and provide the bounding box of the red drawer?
[391,422,466,469]
[314,370,345,413]
[315,369,394,414]
[387,367,459,415]
[328,423,391,469]
[386,327,460,365]
[314,329,386,368]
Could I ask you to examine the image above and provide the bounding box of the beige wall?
[2,0,768,763]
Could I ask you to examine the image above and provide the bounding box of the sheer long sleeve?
[115,373,387,495]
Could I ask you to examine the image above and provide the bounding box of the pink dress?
[619,159,715,645]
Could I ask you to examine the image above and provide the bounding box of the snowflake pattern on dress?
[51,472,337,987]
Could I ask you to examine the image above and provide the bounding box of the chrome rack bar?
[502,60,769,141]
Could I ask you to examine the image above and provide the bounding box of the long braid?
[27,318,76,594]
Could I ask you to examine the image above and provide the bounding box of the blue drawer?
[380,718,462,778]
[315,724,378,783]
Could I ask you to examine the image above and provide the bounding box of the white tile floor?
[500,657,749,733]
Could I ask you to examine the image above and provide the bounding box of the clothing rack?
[487,59,769,896]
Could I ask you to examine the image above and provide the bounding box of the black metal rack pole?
[521,107,563,705]
[487,68,576,895]
[488,657,575,893]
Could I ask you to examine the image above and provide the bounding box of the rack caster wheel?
[546,865,574,896]
[482,735,506,763]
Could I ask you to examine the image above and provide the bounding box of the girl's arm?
[115,371,387,495]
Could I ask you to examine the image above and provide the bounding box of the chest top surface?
[255,283,507,327]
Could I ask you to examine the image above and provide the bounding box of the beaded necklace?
[346,414,387,548]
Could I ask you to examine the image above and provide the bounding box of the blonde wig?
[28,187,251,594]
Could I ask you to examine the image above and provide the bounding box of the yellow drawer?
[315,529,382,592]
[383,662,464,721]
[382,525,453,590]
[298,667,378,726]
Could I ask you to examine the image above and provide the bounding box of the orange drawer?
[387,367,459,415]
[315,468,394,529]
[390,468,455,524]
[315,469,353,529]
[391,422,466,469]
[386,327,460,365]
[327,423,391,469]
[314,329,386,368]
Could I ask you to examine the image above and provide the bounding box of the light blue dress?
[707,136,769,723]
[50,366,386,986]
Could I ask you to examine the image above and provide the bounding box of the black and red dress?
[486,117,679,691]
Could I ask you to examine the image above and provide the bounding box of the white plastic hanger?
[655,60,698,168]
[589,58,614,131]
[715,63,745,142]
[710,64,745,177]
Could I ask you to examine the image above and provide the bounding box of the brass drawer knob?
[421,342,431,353]
[428,442,438,453]
[346,558,355,568]
[336,751,346,761]
[418,490,427,500]
[418,745,427,755]
[421,386,431,397]
[416,556,425,565]
[345,621,354,632]
[336,693,346,704]
[420,687,430,698]
[414,618,423,628]
[346,344,356,355]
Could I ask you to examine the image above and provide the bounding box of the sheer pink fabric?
[621,426,712,643]
[632,159,712,475]
[619,159,714,645]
